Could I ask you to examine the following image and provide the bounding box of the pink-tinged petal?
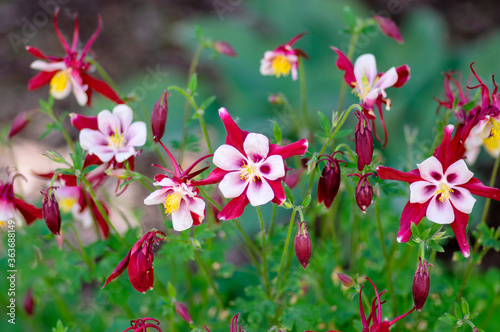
[191,168,228,187]
[354,54,378,86]
[268,138,308,159]
[247,178,274,206]
[268,180,286,205]
[450,210,471,258]
[426,196,455,224]
[213,144,246,171]
[217,193,250,220]
[461,177,500,201]
[243,133,270,161]
[144,189,168,206]
[172,203,193,231]
[219,108,249,154]
[291,65,298,81]
[101,250,131,288]
[397,201,428,242]
[331,47,356,87]
[416,156,443,183]
[98,110,120,136]
[115,147,136,163]
[90,145,116,163]
[433,124,456,169]
[81,73,124,104]
[444,159,474,185]
[30,60,65,72]
[70,113,98,131]
[377,166,422,184]
[27,71,57,90]
[25,46,48,59]
[188,196,206,218]
[393,65,411,88]
[260,51,275,76]
[374,67,398,92]
[0,199,14,222]
[409,181,436,204]
[259,155,285,180]
[80,128,108,150]
[70,75,88,106]
[219,171,248,198]
[449,187,476,214]
[125,122,147,147]
[113,104,134,132]
[155,178,176,188]
[12,198,42,225]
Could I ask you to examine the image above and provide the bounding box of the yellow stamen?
[352,75,379,101]
[59,197,77,213]
[50,69,71,94]
[272,55,292,78]
[240,162,260,182]
[109,131,125,149]
[435,182,453,203]
[483,119,500,154]
[164,192,182,215]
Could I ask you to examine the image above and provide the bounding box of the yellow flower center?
[50,69,71,94]
[483,119,500,153]
[109,131,125,149]
[435,182,453,203]
[272,55,292,78]
[59,197,77,213]
[164,192,182,215]
[352,75,379,101]
[240,162,260,182]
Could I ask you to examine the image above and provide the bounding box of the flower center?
[435,182,453,203]
[59,197,77,213]
[164,192,182,215]
[353,75,378,101]
[50,69,71,94]
[240,161,260,182]
[272,55,292,78]
[109,131,125,149]
[483,119,500,152]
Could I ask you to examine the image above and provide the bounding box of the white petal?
[80,129,108,151]
[98,110,120,136]
[187,196,206,217]
[409,181,436,204]
[417,156,443,183]
[213,145,246,171]
[125,121,147,147]
[144,188,169,205]
[70,76,88,106]
[154,178,176,188]
[113,104,134,132]
[219,172,248,198]
[444,159,474,185]
[243,133,269,162]
[30,60,65,71]
[247,178,274,206]
[449,187,476,214]
[115,147,136,163]
[0,199,14,221]
[259,155,285,180]
[374,67,398,91]
[90,145,116,162]
[171,203,193,231]
[354,54,378,86]
[426,196,455,224]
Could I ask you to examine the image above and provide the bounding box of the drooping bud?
[337,273,354,288]
[151,91,169,141]
[374,15,404,44]
[213,41,237,57]
[354,111,374,171]
[8,109,38,139]
[317,151,346,208]
[41,187,61,235]
[23,289,35,316]
[349,173,376,213]
[412,258,432,311]
[175,301,193,324]
[294,221,311,269]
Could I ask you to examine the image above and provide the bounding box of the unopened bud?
[354,111,373,171]
[268,93,285,105]
[412,258,432,311]
[317,152,345,209]
[337,273,354,287]
[213,41,237,57]
[105,168,132,180]
[349,173,375,213]
[152,91,169,141]
[294,221,311,269]
[175,301,193,324]
[374,15,404,44]
[23,289,35,316]
[8,109,38,139]
[41,187,61,235]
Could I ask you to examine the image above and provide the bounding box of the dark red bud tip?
[412,258,432,311]
[41,187,61,235]
[151,91,169,141]
[23,289,35,316]
[213,41,237,57]
[374,15,404,44]
[294,221,311,269]
[175,301,193,324]
[337,273,354,287]
[8,110,38,139]
[353,174,374,213]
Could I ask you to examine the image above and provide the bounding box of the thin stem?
[298,58,309,129]
[67,223,94,274]
[192,243,225,309]
[274,209,297,298]
[256,206,271,298]
[269,204,277,238]
[44,96,74,151]
[88,59,124,98]
[336,31,359,115]
[198,110,213,154]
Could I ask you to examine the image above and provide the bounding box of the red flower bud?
[213,41,237,57]
[337,273,354,287]
[349,173,376,213]
[317,152,346,208]
[374,15,404,44]
[151,91,169,141]
[412,258,432,311]
[354,111,374,171]
[294,221,311,269]
[8,109,38,139]
[175,301,193,324]
[41,187,61,235]
[23,289,35,316]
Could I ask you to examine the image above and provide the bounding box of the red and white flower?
[0,171,42,225]
[193,108,308,220]
[79,104,146,163]
[260,32,308,81]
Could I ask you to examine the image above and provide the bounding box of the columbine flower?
[193,108,308,220]
[377,125,500,257]
[294,221,311,269]
[151,91,169,141]
[331,47,410,147]
[26,9,123,106]
[349,173,376,213]
[0,170,42,225]
[317,152,346,209]
[80,104,147,163]
[8,109,38,139]
[41,186,62,235]
[213,41,237,57]
[374,15,404,44]
[123,318,162,332]
[175,301,193,324]
[260,32,308,80]
[203,313,244,332]
[102,230,165,293]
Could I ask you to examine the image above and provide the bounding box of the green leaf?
[200,96,216,110]
[273,121,282,145]
[40,122,61,140]
[461,298,470,316]
[428,242,444,252]
[410,222,420,238]
[167,282,176,298]
[343,6,356,31]
[420,228,432,240]
[82,164,99,175]
[317,111,331,134]
[332,129,352,139]
[195,25,205,43]
[52,320,68,332]
[454,302,462,318]
[283,182,294,205]
[55,168,76,176]
[301,194,311,208]
[188,73,198,95]
[438,313,458,325]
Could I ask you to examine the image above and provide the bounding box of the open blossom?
[26,9,123,106]
[193,108,308,220]
[331,47,410,147]
[80,104,146,163]
[102,230,165,293]
[260,32,308,80]
[377,125,500,257]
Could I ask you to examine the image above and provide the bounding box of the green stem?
[256,206,271,297]
[274,209,297,298]
[233,220,261,273]
[192,242,225,309]
[67,223,94,274]
[198,109,213,154]
[44,96,74,151]
[269,204,277,238]
[336,31,359,115]
[298,58,309,129]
